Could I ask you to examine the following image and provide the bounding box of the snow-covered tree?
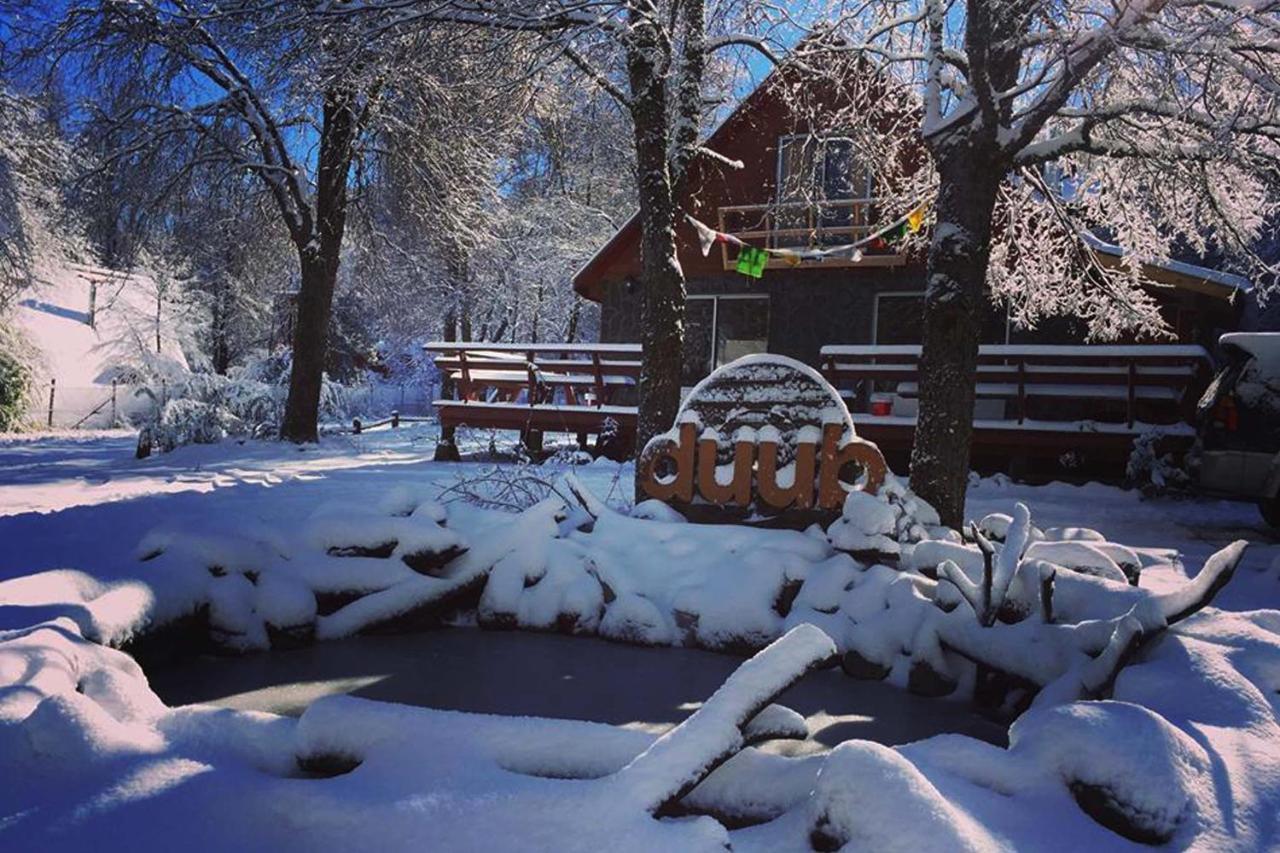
[349,1,791,465]
[172,185,293,374]
[0,88,83,309]
[801,0,1280,524]
[350,61,629,351]
[20,2,521,441]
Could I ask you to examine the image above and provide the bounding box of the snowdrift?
[1,474,1278,850]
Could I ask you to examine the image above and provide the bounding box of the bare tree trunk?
[909,157,1003,527]
[154,283,163,354]
[491,313,509,345]
[282,248,339,441]
[281,87,357,442]
[627,13,684,468]
[531,279,543,344]
[211,279,231,374]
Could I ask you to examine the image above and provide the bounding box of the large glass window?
[682,295,770,384]
[775,136,871,247]
[682,298,716,385]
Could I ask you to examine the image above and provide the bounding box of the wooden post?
[47,378,55,428]
[1183,357,1205,423]
[591,352,606,409]
[1016,359,1026,425]
[526,350,538,406]
[857,357,872,413]
[457,350,472,402]
[718,207,730,269]
[353,418,362,434]
[110,380,117,425]
[391,410,400,429]
[1126,361,1137,428]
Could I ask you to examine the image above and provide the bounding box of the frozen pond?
[147,627,1007,752]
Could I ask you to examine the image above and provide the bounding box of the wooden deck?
[820,344,1212,473]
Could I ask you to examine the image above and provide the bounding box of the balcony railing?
[716,197,908,272]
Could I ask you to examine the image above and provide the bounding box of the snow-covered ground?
[2,424,1279,851]
[3,424,1273,596]
[15,263,190,427]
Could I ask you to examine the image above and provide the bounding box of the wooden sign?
[637,355,888,518]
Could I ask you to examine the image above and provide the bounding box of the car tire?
[1260,495,1280,529]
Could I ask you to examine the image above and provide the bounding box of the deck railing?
[820,343,1212,430]
[716,197,908,271]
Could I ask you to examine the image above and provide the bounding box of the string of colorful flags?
[686,202,929,280]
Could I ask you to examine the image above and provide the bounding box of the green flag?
[736,246,767,279]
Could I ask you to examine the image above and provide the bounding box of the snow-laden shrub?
[141,398,235,452]
[0,326,34,430]
[437,451,629,512]
[1126,429,1191,494]
[131,350,351,452]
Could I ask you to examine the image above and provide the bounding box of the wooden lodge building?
[428,53,1253,480]
[566,55,1249,475]
[571,63,1245,386]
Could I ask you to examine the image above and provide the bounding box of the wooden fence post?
[47,378,55,428]
[110,380,118,425]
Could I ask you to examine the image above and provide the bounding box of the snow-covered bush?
[437,453,628,512]
[139,398,235,452]
[0,326,34,430]
[2,468,1274,850]
[1126,428,1191,494]
[131,350,351,453]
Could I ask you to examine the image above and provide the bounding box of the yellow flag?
[770,248,803,267]
[907,205,927,233]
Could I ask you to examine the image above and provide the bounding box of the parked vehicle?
[1196,333,1280,526]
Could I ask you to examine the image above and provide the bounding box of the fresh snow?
[15,263,190,427]
[1,424,1279,850]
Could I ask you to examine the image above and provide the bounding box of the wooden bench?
[819,344,1212,464]
[426,342,641,461]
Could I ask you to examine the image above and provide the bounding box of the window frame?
[775,134,873,205]
[684,293,771,381]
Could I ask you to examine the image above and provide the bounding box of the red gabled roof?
[572,62,791,303]
[572,213,639,302]
[572,44,916,303]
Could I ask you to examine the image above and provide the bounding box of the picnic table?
[426,342,642,461]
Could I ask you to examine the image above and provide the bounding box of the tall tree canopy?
[818,0,1280,522]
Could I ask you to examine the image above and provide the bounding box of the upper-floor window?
[775,135,872,246]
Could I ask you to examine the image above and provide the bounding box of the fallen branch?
[612,623,836,814]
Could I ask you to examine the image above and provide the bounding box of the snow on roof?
[1219,332,1280,371]
[1082,233,1251,293]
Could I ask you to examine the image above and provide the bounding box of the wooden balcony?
[716,197,909,271]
